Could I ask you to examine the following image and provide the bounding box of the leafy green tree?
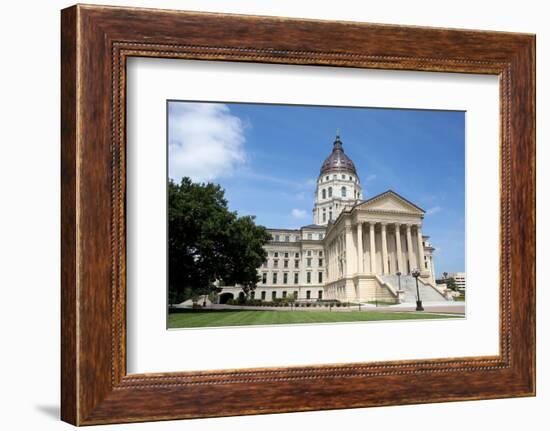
[168,177,269,303]
[222,215,271,297]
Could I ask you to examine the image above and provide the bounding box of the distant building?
[447,272,466,290]
[219,134,453,304]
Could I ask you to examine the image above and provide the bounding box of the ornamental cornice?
[356,208,424,216]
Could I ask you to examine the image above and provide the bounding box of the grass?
[366,300,397,306]
[168,309,463,328]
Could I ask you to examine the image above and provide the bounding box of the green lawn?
[168,309,462,328]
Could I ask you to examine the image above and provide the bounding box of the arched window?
[328,187,333,197]
[322,189,326,199]
[341,186,347,197]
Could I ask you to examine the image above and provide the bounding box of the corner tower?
[313,133,363,225]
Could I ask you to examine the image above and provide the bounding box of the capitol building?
[219,134,454,305]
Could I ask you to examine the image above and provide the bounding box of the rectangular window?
[306,290,311,299]
[283,273,288,284]
[273,259,278,268]
[275,234,280,241]
[318,290,323,299]
[307,258,312,267]
[274,252,279,258]
[294,273,299,284]
[318,258,323,266]
[322,212,326,222]
[307,272,311,283]
[293,291,298,298]
[295,252,299,258]
[261,291,266,300]
[284,260,288,268]
[319,234,324,240]
[318,272,323,283]
[319,251,323,257]
[272,273,277,284]
[307,233,312,240]
[262,273,267,284]
[294,259,299,268]
[282,291,287,298]
[285,235,290,242]
[284,252,289,258]
[307,250,312,256]
[250,291,255,299]
[272,291,276,300]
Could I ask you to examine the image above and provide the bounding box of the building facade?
[219,134,453,304]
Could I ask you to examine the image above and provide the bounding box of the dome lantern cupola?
[312,132,363,226]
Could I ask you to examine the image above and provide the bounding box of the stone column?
[381,223,389,274]
[406,224,416,273]
[394,223,403,273]
[416,225,426,272]
[325,243,330,283]
[330,240,334,281]
[328,241,331,282]
[345,226,354,276]
[369,222,376,274]
[356,222,364,273]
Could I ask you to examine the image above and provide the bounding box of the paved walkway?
[173,302,465,314]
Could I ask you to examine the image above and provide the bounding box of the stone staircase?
[379,274,449,303]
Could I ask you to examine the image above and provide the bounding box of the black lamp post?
[412,269,424,311]
[396,271,402,304]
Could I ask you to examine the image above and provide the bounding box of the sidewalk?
[172,302,465,314]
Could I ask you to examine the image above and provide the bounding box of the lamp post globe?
[412,269,424,311]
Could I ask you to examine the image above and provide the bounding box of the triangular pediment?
[355,190,424,215]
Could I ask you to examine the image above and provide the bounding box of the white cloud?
[291,208,308,219]
[168,103,246,182]
[426,206,442,215]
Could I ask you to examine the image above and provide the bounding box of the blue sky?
[168,101,465,275]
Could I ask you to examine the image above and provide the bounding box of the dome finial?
[333,129,343,151]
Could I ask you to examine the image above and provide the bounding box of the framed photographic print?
[61,4,535,425]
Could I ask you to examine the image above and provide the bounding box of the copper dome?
[320,135,357,176]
